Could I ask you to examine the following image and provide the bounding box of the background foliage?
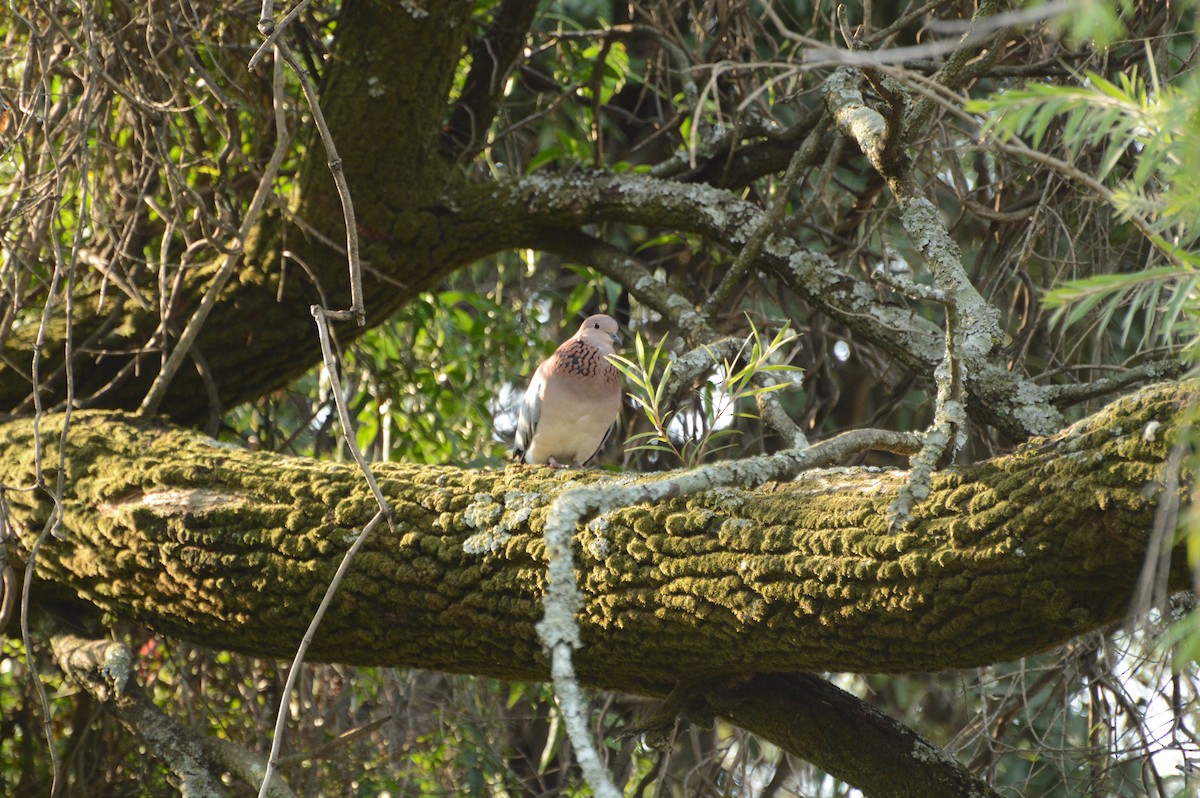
[2,0,1200,795]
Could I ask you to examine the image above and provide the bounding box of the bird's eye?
[593,322,599,328]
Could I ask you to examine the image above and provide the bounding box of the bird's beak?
[611,331,623,348]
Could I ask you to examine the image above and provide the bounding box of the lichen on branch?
[0,381,1190,683]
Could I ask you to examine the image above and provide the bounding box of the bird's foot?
[547,457,572,469]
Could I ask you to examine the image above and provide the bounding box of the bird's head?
[576,314,621,353]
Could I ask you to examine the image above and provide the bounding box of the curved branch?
[713,673,998,798]
[49,630,296,798]
[508,170,1058,438]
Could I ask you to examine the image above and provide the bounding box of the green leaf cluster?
[610,320,801,467]
[971,63,1200,350]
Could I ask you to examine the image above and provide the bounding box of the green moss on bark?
[0,382,1192,687]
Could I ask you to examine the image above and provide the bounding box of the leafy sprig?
[609,321,801,468]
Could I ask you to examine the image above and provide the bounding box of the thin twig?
[1044,360,1187,405]
[273,41,364,323]
[19,30,90,789]
[256,305,394,797]
[249,0,313,70]
[702,117,829,318]
[275,716,393,767]
[257,0,276,33]
[256,509,388,797]
[308,306,392,509]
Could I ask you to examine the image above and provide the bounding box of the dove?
[513,314,622,467]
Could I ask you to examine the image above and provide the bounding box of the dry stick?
[537,533,625,798]
[250,13,375,791]
[0,496,14,634]
[872,270,963,524]
[275,716,393,768]
[255,306,393,798]
[308,306,392,509]
[20,38,97,792]
[272,41,364,324]
[768,0,1055,67]
[250,0,312,70]
[23,265,64,798]
[256,0,276,40]
[256,509,388,797]
[138,55,291,416]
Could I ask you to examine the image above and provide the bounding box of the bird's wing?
[512,368,544,461]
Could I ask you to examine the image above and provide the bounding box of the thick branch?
[1,382,1190,681]
[2,381,1191,796]
[713,674,997,798]
[441,0,540,160]
[49,629,298,796]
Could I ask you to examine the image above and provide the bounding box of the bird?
[513,314,622,467]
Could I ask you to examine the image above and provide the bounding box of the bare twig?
[766,0,1057,67]
[702,117,829,317]
[245,12,378,790]
[19,22,91,788]
[256,305,394,797]
[0,493,14,635]
[275,716,394,767]
[50,629,300,798]
[308,306,392,510]
[249,0,313,70]
[272,42,364,323]
[256,509,388,797]
[1044,360,1188,405]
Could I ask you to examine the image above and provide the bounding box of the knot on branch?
[55,636,134,702]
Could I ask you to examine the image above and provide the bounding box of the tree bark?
[711,673,997,798]
[0,0,479,425]
[1,381,1189,797]
[1,381,1188,680]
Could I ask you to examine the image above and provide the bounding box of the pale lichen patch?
[705,486,746,512]
[463,493,503,529]
[499,489,545,531]
[463,528,512,555]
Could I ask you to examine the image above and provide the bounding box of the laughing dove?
[513,314,622,467]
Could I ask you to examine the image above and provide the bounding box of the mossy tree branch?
[0,381,1188,672]
[49,630,297,798]
[2,381,1188,676]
